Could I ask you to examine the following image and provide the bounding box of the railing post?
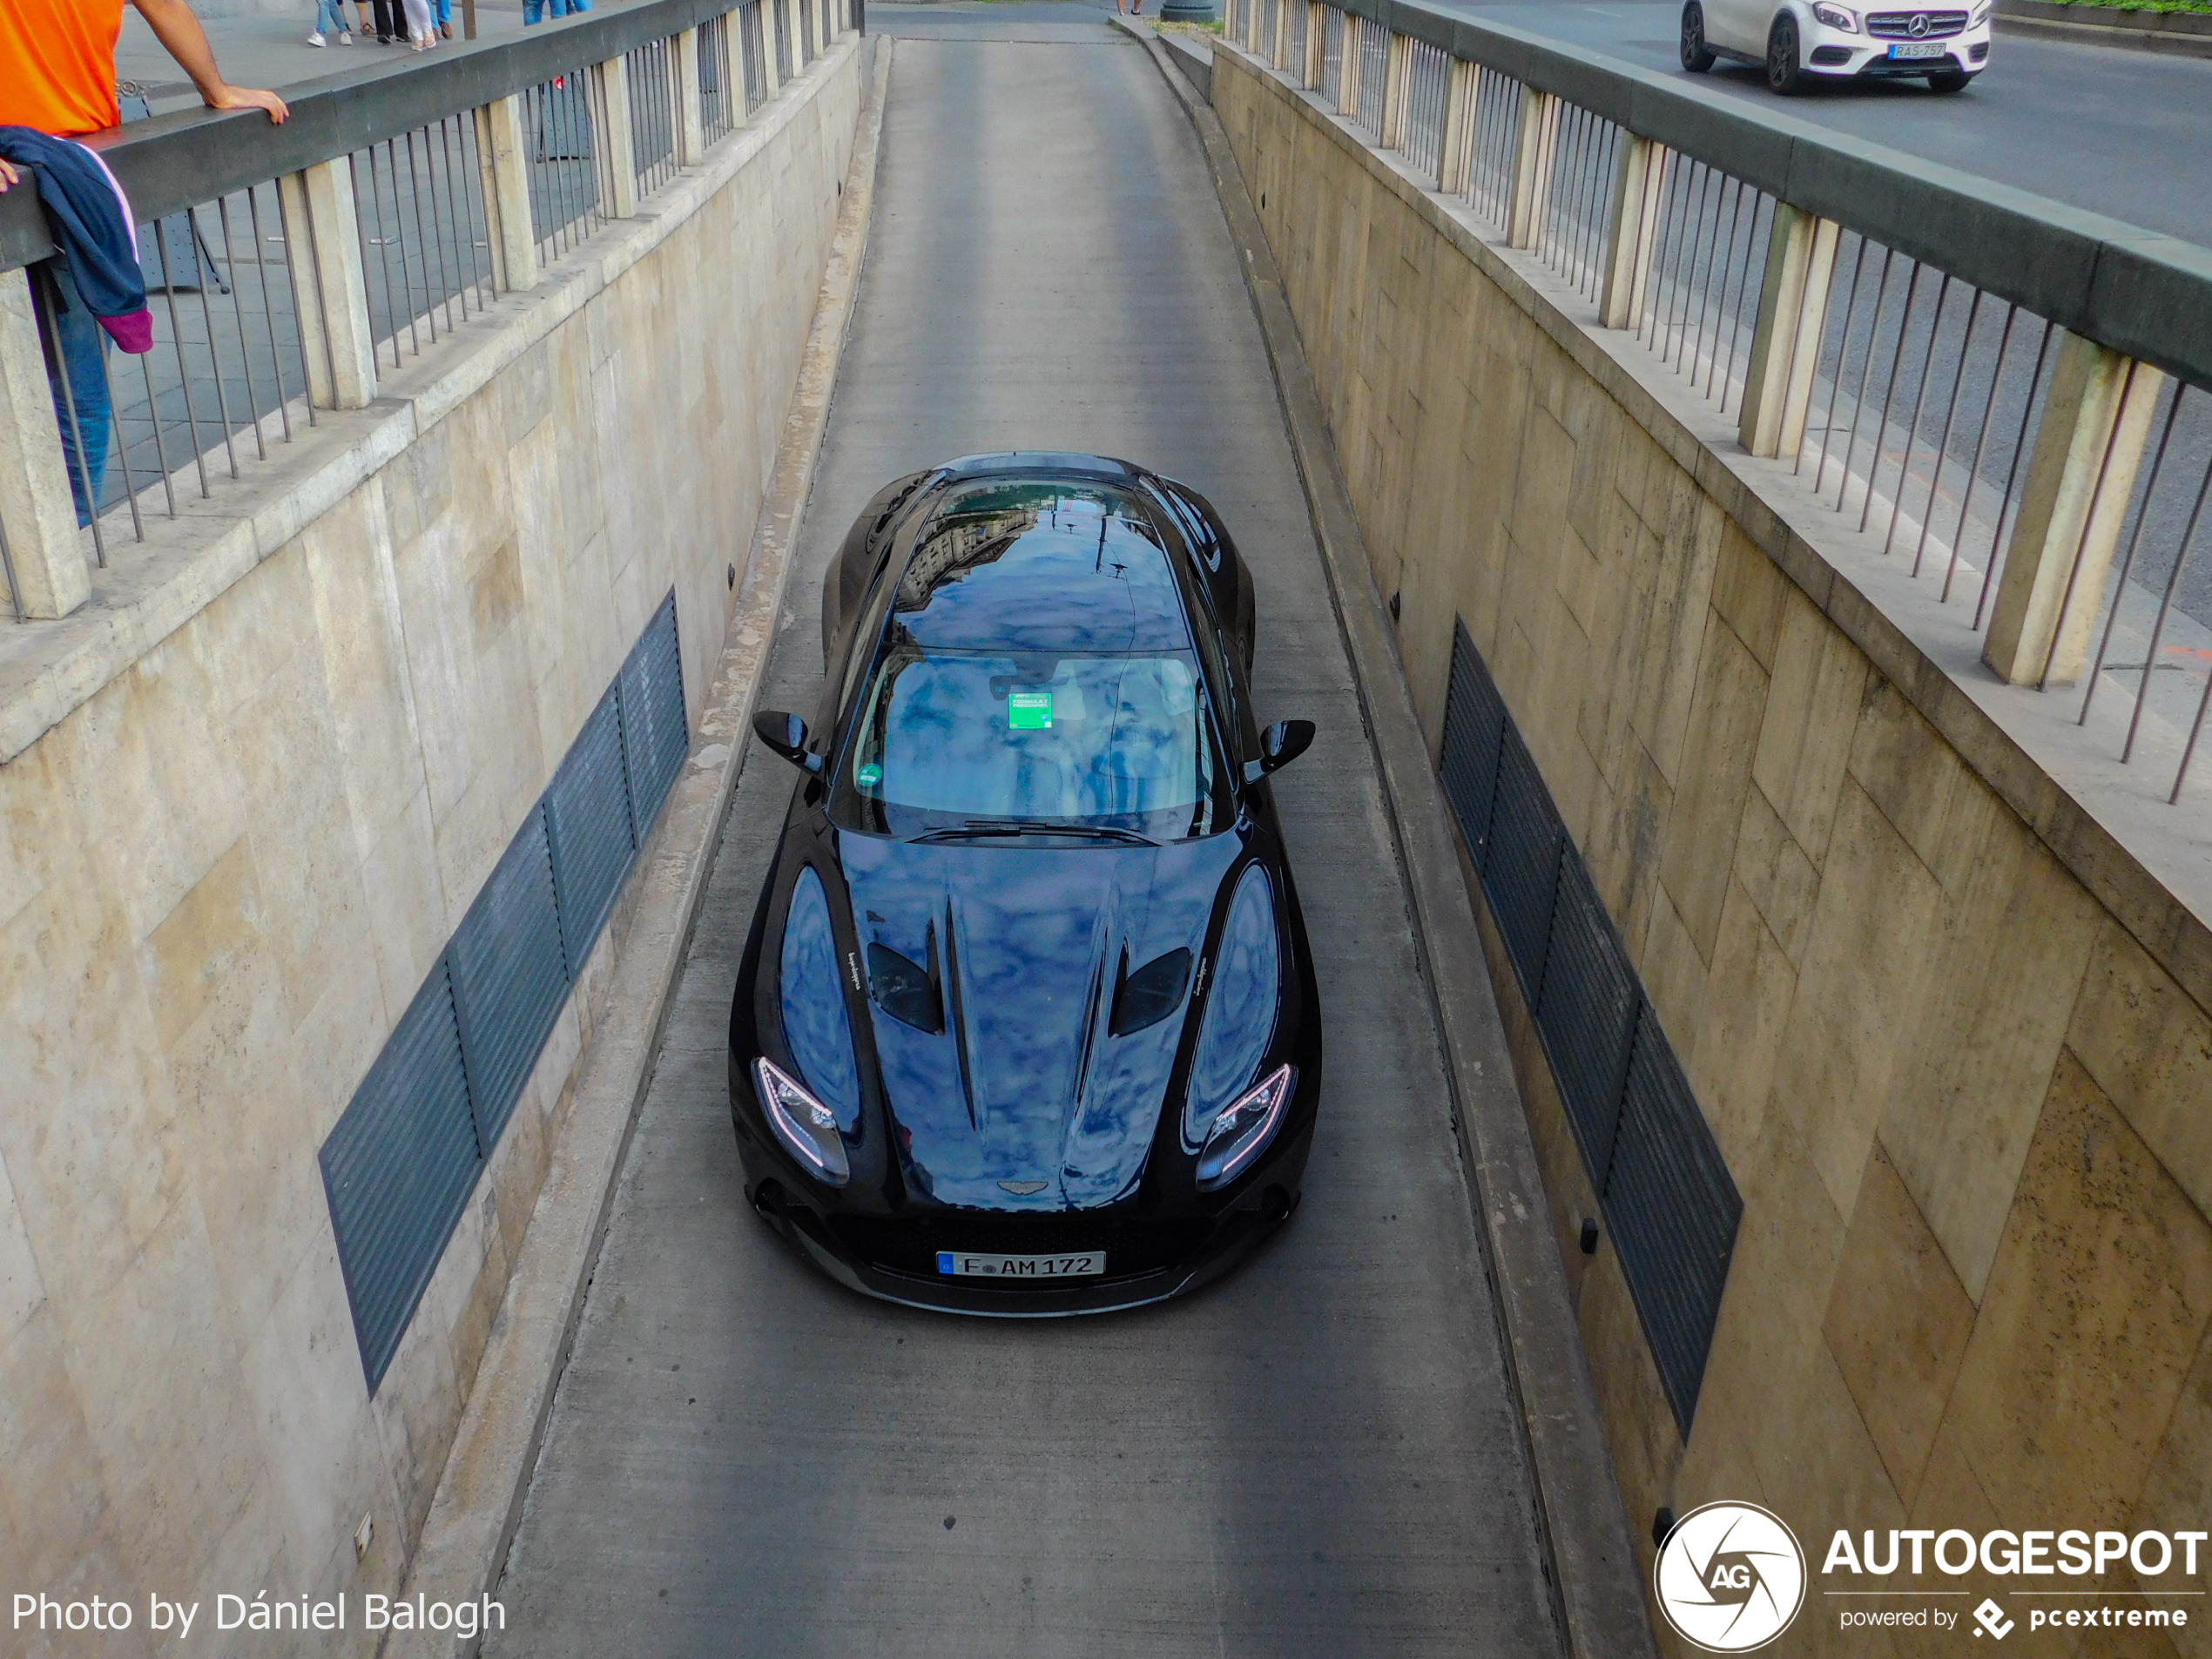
[1437,57,1475,194]
[596,55,639,218]
[1599,135,1662,330]
[480,94,538,293]
[1984,336,2167,686]
[760,0,783,96]
[1738,203,1839,457]
[0,268,92,620]
[1507,86,1556,249]
[1336,14,1362,117]
[1303,2,1325,89]
[1379,31,1411,148]
[674,27,707,165]
[1271,0,1291,69]
[280,159,378,411]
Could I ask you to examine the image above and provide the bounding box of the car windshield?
[833,644,1229,840]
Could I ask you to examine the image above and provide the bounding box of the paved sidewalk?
[116,0,584,113]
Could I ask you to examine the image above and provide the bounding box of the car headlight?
[1811,3,1858,30]
[1197,1063,1296,1190]
[1970,1,1989,20]
[755,1057,850,1185]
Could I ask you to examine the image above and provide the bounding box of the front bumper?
[1802,23,1989,75]
[763,1199,1291,1315]
[734,1109,1317,1316]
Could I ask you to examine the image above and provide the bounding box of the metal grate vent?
[1536,853,1640,1190]
[321,592,689,1392]
[546,684,638,976]
[1482,724,1564,998]
[448,804,570,1150]
[620,593,690,835]
[320,964,480,1388]
[1607,1008,1743,1433]
[1438,617,1507,873]
[1439,618,1740,1434]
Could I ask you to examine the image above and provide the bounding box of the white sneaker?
[340,28,354,40]
[307,30,326,43]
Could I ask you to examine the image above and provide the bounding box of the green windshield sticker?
[1008,690,1053,731]
[857,762,883,787]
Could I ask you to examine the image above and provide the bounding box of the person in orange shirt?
[0,0,287,529]
[0,0,290,136]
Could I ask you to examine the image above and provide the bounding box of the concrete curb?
[1994,0,2212,56]
[379,35,892,1657]
[1116,17,1658,1659]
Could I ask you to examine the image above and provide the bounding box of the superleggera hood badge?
[998,1179,1049,1195]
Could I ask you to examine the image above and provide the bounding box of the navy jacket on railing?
[0,126,152,352]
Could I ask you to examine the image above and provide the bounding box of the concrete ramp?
[488,11,1561,1653]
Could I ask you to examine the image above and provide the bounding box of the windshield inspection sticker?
[857,763,883,786]
[1008,690,1053,730]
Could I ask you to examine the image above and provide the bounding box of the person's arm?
[129,0,290,122]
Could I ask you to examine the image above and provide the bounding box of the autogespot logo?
[1655,1502,1808,1652]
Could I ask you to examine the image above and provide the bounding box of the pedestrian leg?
[36,266,113,529]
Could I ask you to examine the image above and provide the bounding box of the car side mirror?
[1244,719,1314,784]
[752,710,822,772]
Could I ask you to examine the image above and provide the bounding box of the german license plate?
[1887,40,1946,57]
[936,1251,1104,1278]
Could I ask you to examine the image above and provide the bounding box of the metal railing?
[1631,149,1773,413]
[1220,0,2212,812]
[0,0,851,624]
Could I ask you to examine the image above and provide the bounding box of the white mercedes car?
[1681,0,1990,91]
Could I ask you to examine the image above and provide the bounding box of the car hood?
[836,832,1244,1211]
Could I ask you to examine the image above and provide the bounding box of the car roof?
[892,475,1193,655]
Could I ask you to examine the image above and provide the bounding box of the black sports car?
[729,452,1320,1314]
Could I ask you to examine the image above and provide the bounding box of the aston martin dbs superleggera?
[729,452,1320,1314]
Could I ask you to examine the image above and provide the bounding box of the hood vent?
[867,930,943,1035]
[1109,947,1193,1038]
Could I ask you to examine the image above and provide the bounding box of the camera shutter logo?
[1654,1501,1807,1652]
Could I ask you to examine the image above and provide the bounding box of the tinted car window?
[841,647,1219,836]
[830,479,1232,840]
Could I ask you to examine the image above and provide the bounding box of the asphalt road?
[486,14,1561,1656]
[1455,0,2212,249]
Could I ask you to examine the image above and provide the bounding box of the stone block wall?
[0,44,860,1646]
[1213,44,2212,1656]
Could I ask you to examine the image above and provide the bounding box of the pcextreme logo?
[1655,1501,1808,1652]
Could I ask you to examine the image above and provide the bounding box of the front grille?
[1867,10,1967,36]
[828,1212,1221,1282]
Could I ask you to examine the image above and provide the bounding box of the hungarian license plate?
[1887,40,1946,57]
[936,1251,1105,1278]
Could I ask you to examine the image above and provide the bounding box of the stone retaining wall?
[1213,42,2212,1656]
[0,42,861,1643]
